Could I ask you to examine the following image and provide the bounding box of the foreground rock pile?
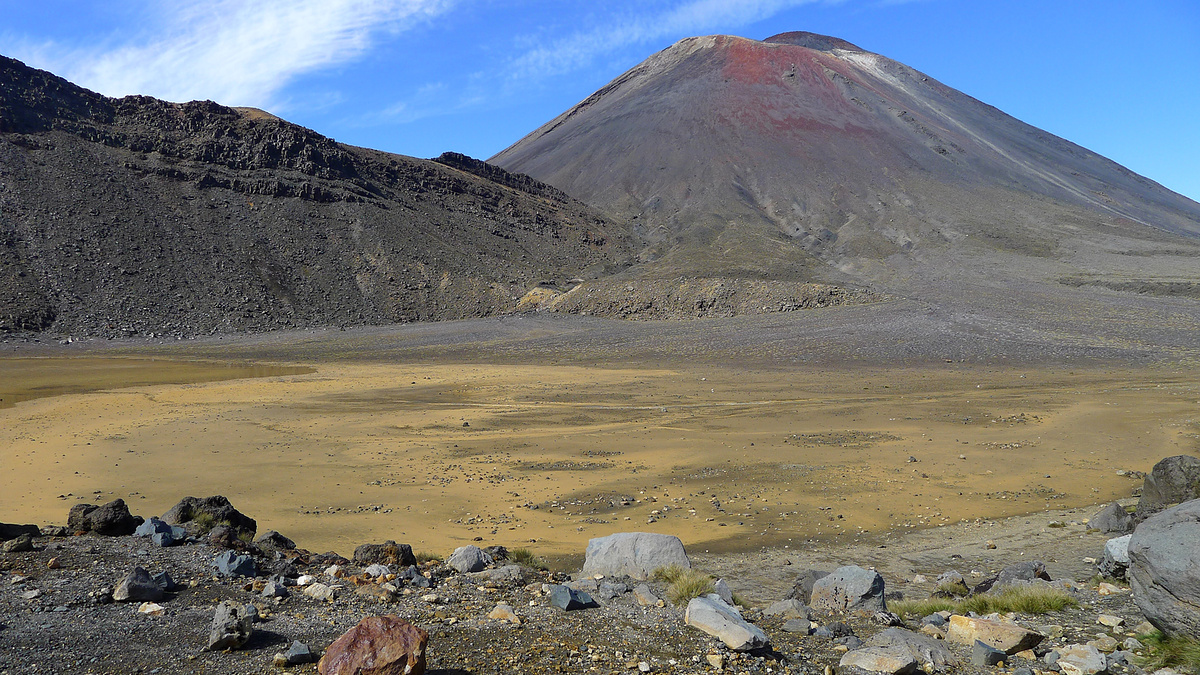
[1,464,1198,675]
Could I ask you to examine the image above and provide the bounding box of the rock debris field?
[2,455,1199,675]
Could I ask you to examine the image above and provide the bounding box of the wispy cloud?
[507,0,835,82]
[11,0,454,110]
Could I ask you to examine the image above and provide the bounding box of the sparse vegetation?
[510,547,546,570]
[666,569,716,606]
[415,551,443,564]
[236,530,253,544]
[1138,630,1200,674]
[891,585,1076,619]
[936,581,970,597]
[652,564,687,584]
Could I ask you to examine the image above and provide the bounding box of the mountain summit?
[492,32,1200,307]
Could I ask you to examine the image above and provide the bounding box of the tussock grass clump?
[1138,630,1200,674]
[652,564,687,584]
[936,581,970,598]
[510,547,546,570]
[892,585,1076,619]
[415,551,443,564]
[666,569,716,605]
[890,597,958,618]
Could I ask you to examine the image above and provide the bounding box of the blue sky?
[2,0,1198,201]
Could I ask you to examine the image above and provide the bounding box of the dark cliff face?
[0,56,633,337]
[491,33,1200,295]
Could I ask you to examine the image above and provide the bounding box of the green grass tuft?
[1138,630,1200,674]
[652,564,688,584]
[936,581,970,598]
[510,547,546,570]
[415,551,443,564]
[891,584,1076,619]
[666,569,716,606]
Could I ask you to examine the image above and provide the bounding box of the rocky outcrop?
[1128,498,1200,635]
[66,499,141,536]
[810,565,887,615]
[161,496,256,538]
[1136,455,1200,519]
[1098,534,1132,580]
[318,615,428,675]
[353,540,415,567]
[1088,502,1134,534]
[446,545,493,574]
[580,532,690,580]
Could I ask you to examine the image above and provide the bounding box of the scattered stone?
[580,532,690,580]
[597,581,629,601]
[472,565,526,585]
[262,580,289,598]
[810,565,887,615]
[137,602,165,616]
[447,545,493,573]
[971,640,1007,667]
[786,569,830,604]
[947,615,1044,654]
[1136,456,1200,519]
[113,567,164,602]
[1099,535,1133,580]
[996,560,1051,587]
[1097,614,1125,628]
[985,540,997,550]
[152,571,180,593]
[764,598,811,619]
[206,601,255,651]
[713,578,733,605]
[840,645,918,675]
[352,540,415,567]
[1089,635,1120,653]
[318,615,427,675]
[488,603,521,624]
[684,594,770,651]
[21,589,41,600]
[866,628,959,672]
[1097,582,1124,596]
[1,534,33,553]
[548,584,596,611]
[634,584,660,607]
[706,654,724,669]
[303,583,335,602]
[355,585,396,604]
[1123,637,1144,651]
[255,530,296,550]
[1056,644,1108,675]
[162,495,256,538]
[783,618,813,634]
[213,550,257,578]
[364,564,391,578]
[1128,498,1200,635]
[47,557,61,569]
[874,611,905,627]
[274,640,315,667]
[1090,503,1134,534]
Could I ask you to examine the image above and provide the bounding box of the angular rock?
[810,565,887,615]
[597,581,628,601]
[152,571,180,593]
[996,560,1051,588]
[275,640,314,666]
[684,594,769,651]
[471,564,526,585]
[1099,535,1133,580]
[483,545,509,561]
[67,499,140,536]
[318,615,428,675]
[67,503,98,532]
[713,578,733,605]
[162,495,256,538]
[547,584,596,611]
[580,532,690,580]
[1137,456,1200,519]
[303,582,336,602]
[254,530,296,550]
[866,628,959,672]
[212,550,257,578]
[934,571,969,596]
[1090,503,1134,534]
[840,646,918,675]
[1,534,33,553]
[783,618,813,634]
[764,598,811,619]
[151,532,179,547]
[352,540,415,567]
[446,545,493,573]
[206,601,254,651]
[1056,644,1108,675]
[488,603,520,623]
[364,564,391,578]
[947,615,1045,654]
[1128,498,1200,636]
[971,640,1007,667]
[786,569,830,604]
[355,585,397,604]
[113,566,164,602]
[262,580,289,598]
[634,583,660,606]
[0,523,40,541]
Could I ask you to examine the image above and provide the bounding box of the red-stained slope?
[492,33,1200,290]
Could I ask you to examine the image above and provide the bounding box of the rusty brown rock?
[318,615,428,675]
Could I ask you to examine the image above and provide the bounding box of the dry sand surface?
[3,356,1198,566]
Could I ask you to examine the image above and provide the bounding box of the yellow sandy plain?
[1,357,1197,565]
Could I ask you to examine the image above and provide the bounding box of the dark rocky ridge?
[0,55,633,337]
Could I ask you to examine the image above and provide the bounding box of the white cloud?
[14,0,454,110]
[507,0,835,82]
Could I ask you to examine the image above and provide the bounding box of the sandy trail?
[1,358,1196,561]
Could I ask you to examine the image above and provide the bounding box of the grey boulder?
[971,641,1007,667]
[1136,455,1200,519]
[447,545,493,573]
[1128,498,1200,636]
[685,594,769,651]
[113,566,165,602]
[1089,502,1133,534]
[1098,534,1133,580]
[212,550,257,578]
[206,601,255,651]
[1,534,33,553]
[162,495,256,538]
[764,598,811,620]
[67,499,141,536]
[548,584,597,611]
[785,569,830,604]
[0,523,39,541]
[867,627,959,672]
[810,565,887,615]
[839,646,918,675]
[580,532,690,580]
[352,540,415,567]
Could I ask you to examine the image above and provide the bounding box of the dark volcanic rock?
[66,499,140,536]
[352,540,415,567]
[161,496,255,538]
[1090,502,1134,534]
[0,55,632,338]
[0,523,39,541]
[113,566,164,602]
[318,615,428,675]
[1136,456,1200,519]
[205,601,255,651]
[1128,498,1200,636]
[786,569,831,604]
